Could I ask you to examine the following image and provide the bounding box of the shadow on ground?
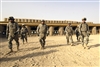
[0,49,58,62]
[89,44,100,49]
[46,44,68,49]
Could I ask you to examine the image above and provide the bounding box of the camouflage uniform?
[79,18,90,49]
[6,17,20,52]
[21,24,29,44]
[37,20,48,49]
[65,23,74,46]
[75,25,81,41]
[75,27,79,41]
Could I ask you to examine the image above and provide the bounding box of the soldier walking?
[79,18,90,49]
[20,24,29,44]
[65,22,74,46]
[75,25,80,42]
[37,20,48,49]
[6,16,20,53]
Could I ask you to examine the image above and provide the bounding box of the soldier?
[37,20,48,49]
[75,25,80,42]
[20,24,29,44]
[79,18,90,49]
[6,16,20,53]
[65,22,74,46]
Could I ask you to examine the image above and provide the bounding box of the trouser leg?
[66,36,69,44]
[14,36,20,51]
[39,38,44,48]
[76,35,78,41]
[69,35,74,46]
[42,38,45,48]
[8,37,13,50]
[80,35,84,47]
[25,36,27,43]
[8,36,13,52]
[84,36,89,49]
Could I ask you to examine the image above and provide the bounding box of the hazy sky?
[0,0,100,23]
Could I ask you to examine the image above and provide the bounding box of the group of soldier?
[6,16,90,53]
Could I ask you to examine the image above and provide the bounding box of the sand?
[0,34,100,67]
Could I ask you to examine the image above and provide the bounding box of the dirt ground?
[0,34,100,67]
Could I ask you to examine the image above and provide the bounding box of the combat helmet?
[8,16,15,20]
[82,17,87,21]
[41,20,45,22]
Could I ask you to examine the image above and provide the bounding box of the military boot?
[43,41,46,49]
[84,44,89,49]
[8,48,13,54]
[82,43,84,47]
[42,44,45,49]
[71,43,74,46]
[40,46,44,50]
[40,43,44,50]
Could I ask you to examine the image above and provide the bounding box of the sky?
[0,0,100,23]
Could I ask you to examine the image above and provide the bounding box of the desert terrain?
[0,34,100,67]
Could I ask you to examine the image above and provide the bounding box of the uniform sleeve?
[46,25,49,34]
[75,28,78,33]
[6,23,9,35]
[79,24,82,33]
[36,24,40,34]
[75,28,77,33]
[65,27,68,33]
[20,28,23,34]
[87,24,89,32]
[71,27,74,34]
[26,28,29,34]
[26,28,29,33]
[16,22,20,32]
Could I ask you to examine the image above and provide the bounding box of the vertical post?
[58,27,64,35]
[92,27,97,34]
[49,26,54,36]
